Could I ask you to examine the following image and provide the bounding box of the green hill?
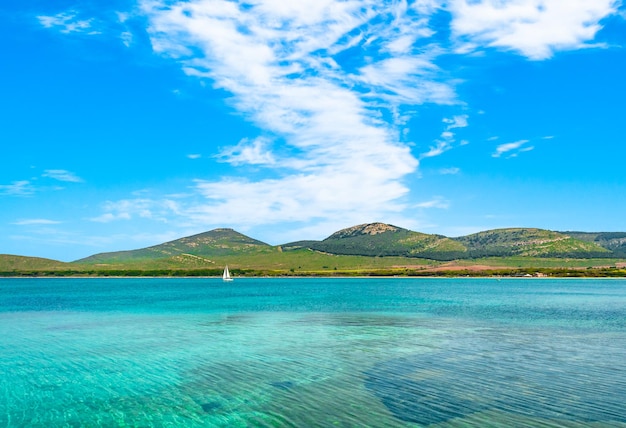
[3,224,625,276]
[562,232,626,257]
[285,225,612,260]
[454,228,610,258]
[75,228,275,265]
[0,254,70,272]
[283,223,466,260]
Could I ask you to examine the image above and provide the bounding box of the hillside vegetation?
[283,223,465,260]
[285,224,611,260]
[0,255,72,272]
[563,232,626,257]
[76,228,275,265]
[454,228,611,258]
[2,223,625,276]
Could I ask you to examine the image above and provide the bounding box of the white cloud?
[449,0,621,59]
[90,212,132,223]
[37,11,98,35]
[42,169,84,183]
[420,114,469,159]
[443,114,469,130]
[358,55,456,105]
[439,167,460,175]
[12,219,62,225]
[190,169,411,227]
[440,131,455,140]
[217,137,276,166]
[139,0,459,230]
[121,31,133,47]
[492,139,533,158]
[416,197,450,209]
[187,154,202,159]
[0,181,36,196]
[90,199,181,223]
[420,141,452,159]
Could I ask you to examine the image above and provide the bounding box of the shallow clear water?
[1,278,625,427]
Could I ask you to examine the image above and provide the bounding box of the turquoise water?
[1,278,625,427]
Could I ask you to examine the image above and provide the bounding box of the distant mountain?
[0,254,69,271]
[284,224,612,260]
[5,224,624,273]
[75,228,274,264]
[453,228,610,258]
[562,232,626,257]
[283,222,466,260]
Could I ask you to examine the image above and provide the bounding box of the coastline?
[2,268,626,279]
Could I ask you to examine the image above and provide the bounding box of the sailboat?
[222,265,233,282]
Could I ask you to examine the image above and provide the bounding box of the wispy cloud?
[492,139,534,158]
[217,137,276,166]
[449,0,621,59]
[1,171,81,197]
[139,0,459,229]
[42,169,84,183]
[0,181,36,196]
[439,167,460,175]
[90,198,181,223]
[42,0,620,241]
[12,219,62,225]
[121,31,133,47]
[443,114,469,130]
[415,197,450,209]
[420,114,469,159]
[420,141,451,159]
[37,11,99,35]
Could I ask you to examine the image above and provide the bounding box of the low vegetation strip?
[2,267,626,278]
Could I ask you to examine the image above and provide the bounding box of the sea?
[1,277,625,427]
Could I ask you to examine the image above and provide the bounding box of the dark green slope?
[75,228,274,264]
[454,228,611,258]
[284,225,614,260]
[283,223,466,260]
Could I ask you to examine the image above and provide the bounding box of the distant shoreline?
[2,268,626,279]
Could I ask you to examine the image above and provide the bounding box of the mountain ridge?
[2,223,624,270]
[76,228,274,264]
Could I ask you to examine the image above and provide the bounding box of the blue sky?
[1,0,626,261]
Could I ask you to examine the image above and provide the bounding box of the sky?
[1,0,626,262]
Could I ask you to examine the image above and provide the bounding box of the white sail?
[222,265,233,281]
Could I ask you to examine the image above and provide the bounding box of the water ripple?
[365,327,626,425]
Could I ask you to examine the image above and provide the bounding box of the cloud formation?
[415,197,450,209]
[0,181,36,196]
[13,219,62,225]
[420,114,469,159]
[218,137,276,166]
[43,169,84,183]
[140,0,459,230]
[449,0,620,59]
[37,11,99,35]
[492,139,534,158]
[90,198,181,223]
[40,0,620,241]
